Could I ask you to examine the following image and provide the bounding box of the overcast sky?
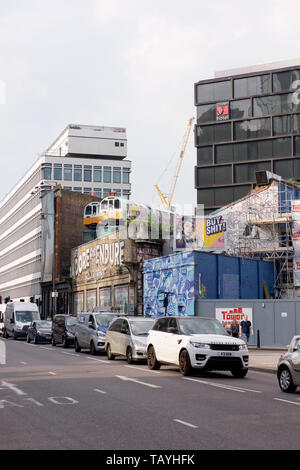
[0,0,300,208]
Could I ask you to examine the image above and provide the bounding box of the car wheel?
[34,334,39,345]
[12,330,18,340]
[3,328,7,339]
[63,336,69,348]
[74,338,81,353]
[147,345,161,370]
[106,344,115,360]
[26,334,31,343]
[179,349,192,376]
[52,336,56,347]
[126,347,133,364]
[278,366,297,393]
[90,341,97,355]
[231,368,248,378]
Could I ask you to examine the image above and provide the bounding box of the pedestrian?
[230,318,239,338]
[239,315,253,344]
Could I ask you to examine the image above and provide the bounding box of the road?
[0,337,299,451]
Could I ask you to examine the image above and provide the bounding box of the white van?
[0,304,5,335]
[3,302,40,340]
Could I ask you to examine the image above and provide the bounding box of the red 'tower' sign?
[216,102,229,121]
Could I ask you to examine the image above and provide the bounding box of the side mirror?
[88,322,95,329]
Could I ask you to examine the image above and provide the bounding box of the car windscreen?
[130,320,155,336]
[178,318,229,336]
[95,314,117,328]
[66,316,77,326]
[36,321,52,328]
[15,311,40,323]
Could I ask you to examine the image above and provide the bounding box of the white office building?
[0,124,131,302]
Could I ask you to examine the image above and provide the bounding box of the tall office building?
[0,124,131,302]
[194,59,300,213]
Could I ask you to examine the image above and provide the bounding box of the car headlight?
[239,344,248,350]
[67,331,74,337]
[190,342,211,349]
[97,331,106,338]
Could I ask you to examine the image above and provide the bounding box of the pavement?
[248,346,288,374]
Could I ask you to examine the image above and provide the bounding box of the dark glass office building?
[194,61,300,212]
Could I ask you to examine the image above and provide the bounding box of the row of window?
[196,114,300,146]
[196,68,300,104]
[42,164,130,185]
[62,187,131,199]
[73,285,129,314]
[197,136,300,165]
[197,185,251,208]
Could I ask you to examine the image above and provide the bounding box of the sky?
[0,0,300,208]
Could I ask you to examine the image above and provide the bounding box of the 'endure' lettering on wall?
[74,241,125,276]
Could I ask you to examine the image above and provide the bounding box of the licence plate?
[218,352,232,356]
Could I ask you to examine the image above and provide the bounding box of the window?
[196,165,232,187]
[114,285,129,313]
[123,190,130,199]
[99,287,111,307]
[84,166,92,182]
[115,142,120,147]
[274,158,300,179]
[215,137,291,163]
[93,188,102,198]
[197,188,215,206]
[230,99,252,119]
[103,166,111,183]
[197,147,213,165]
[74,187,82,192]
[64,186,72,190]
[64,164,72,181]
[273,114,300,136]
[196,123,231,146]
[74,166,82,181]
[83,187,91,194]
[196,80,231,104]
[234,118,271,140]
[43,166,52,180]
[197,103,217,124]
[109,319,123,332]
[123,168,130,184]
[234,161,271,183]
[113,189,121,197]
[234,74,270,98]
[113,167,121,184]
[103,188,111,197]
[94,166,102,183]
[54,165,62,180]
[253,93,300,117]
[273,69,300,93]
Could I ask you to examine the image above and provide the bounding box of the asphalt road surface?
[0,337,299,451]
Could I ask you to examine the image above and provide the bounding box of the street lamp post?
[40,210,56,318]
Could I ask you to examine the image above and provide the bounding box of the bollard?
[257,329,260,349]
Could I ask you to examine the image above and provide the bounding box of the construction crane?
[155,116,194,210]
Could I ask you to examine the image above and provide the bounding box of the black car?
[52,314,76,348]
[27,320,52,344]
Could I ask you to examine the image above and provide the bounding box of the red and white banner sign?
[215,307,253,329]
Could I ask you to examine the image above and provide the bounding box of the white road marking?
[274,398,300,406]
[48,372,56,376]
[116,375,161,389]
[0,381,27,396]
[86,357,111,363]
[173,419,198,429]
[94,389,107,394]
[23,398,44,406]
[39,347,53,351]
[183,377,262,394]
[20,362,27,365]
[48,396,78,405]
[61,352,78,357]
[124,365,161,374]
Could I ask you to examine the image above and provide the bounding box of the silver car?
[75,312,118,355]
[277,335,300,393]
[105,316,155,363]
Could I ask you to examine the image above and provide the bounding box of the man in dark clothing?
[239,315,253,344]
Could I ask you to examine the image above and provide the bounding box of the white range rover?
[147,316,249,377]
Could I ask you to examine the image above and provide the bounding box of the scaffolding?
[220,180,299,299]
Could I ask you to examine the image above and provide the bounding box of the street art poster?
[292,200,300,286]
[215,307,253,329]
[175,215,226,251]
[143,251,195,317]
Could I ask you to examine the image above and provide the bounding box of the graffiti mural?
[143,251,195,317]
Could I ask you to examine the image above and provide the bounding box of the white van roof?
[8,302,39,311]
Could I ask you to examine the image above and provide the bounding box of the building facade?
[71,234,162,316]
[194,59,300,213]
[0,124,131,303]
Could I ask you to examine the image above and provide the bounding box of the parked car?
[147,316,249,377]
[3,302,40,340]
[75,312,118,355]
[52,315,76,348]
[105,316,155,363]
[27,320,52,344]
[277,335,300,393]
